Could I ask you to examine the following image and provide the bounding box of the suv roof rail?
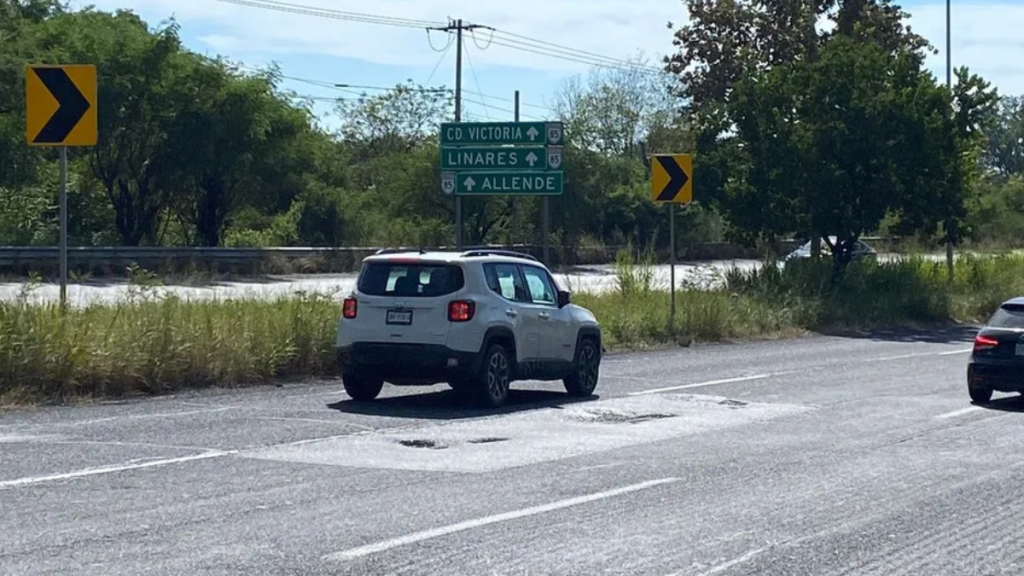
[374,248,426,255]
[461,249,539,262]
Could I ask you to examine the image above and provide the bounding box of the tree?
[727,35,961,272]
[164,60,319,246]
[336,81,451,158]
[551,54,686,157]
[666,0,932,227]
[986,95,1024,177]
[40,9,186,245]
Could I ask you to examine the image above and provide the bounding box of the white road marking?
[577,462,626,471]
[0,450,236,490]
[867,348,972,362]
[935,406,983,419]
[629,374,772,396]
[52,407,235,427]
[254,417,374,429]
[693,546,771,575]
[323,477,680,562]
[630,347,971,396]
[938,348,973,356]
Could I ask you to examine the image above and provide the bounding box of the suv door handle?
[505,309,518,317]
[538,312,550,320]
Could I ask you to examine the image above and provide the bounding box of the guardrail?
[0,237,891,275]
[0,244,547,274]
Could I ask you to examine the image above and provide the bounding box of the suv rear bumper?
[337,343,482,384]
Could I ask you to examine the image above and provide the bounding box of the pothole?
[719,399,748,408]
[467,437,509,444]
[398,439,447,450]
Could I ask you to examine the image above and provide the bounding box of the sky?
[72,0,1024,130]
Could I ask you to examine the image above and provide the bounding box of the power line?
[489,28,661,72]
[424,37,453,87]
[462,39,491,120]
[208,0,659,74]
[209,0,444,28]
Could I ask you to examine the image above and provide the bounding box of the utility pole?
[945,0,954,283]
[508,90,520,249]
[428,18,487,249]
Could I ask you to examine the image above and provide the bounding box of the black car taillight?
[974,334,998,352]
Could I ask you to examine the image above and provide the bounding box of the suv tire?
[969,386,992,404]
[472,344,512,408]
[343,374,384,401]
[564,338,600,397]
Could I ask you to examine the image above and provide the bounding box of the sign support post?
[59,146,68,308]
[25,63,97,311]
[669,202,676,332]
[649,153,693,336]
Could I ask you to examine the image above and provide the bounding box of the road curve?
[3,326,1018,575]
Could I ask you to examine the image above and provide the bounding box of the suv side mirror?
[556,290,571,308]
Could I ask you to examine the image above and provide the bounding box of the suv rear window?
[988,304,1024,329]
[357,262,464,297]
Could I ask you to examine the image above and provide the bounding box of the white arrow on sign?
[525,152,538,167]
[463,176,476,191]
[526,126,539,141]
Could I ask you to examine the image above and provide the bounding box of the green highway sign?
[441,121,564,146]
[442,171,564,196]
[440,145,562,171]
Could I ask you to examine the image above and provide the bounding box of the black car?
[967,297,1024,403]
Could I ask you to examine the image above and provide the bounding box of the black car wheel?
[343,374,384,401]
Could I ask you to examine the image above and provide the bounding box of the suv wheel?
[969,386,992,404]
[343,374,384,401]
[564,338,600,397]
[473,344,512,408]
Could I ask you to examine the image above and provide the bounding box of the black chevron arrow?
[32,67,91,144]
[655,155,689,201]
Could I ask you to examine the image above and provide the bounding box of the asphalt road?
[3,327,1021,575]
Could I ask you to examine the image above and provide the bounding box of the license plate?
[1016,342,1024,356]
[386,309,413,325]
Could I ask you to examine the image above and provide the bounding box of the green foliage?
[0,1,1022,268]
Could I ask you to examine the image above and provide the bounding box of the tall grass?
[6,253,1024,405]
[0,290,339,405]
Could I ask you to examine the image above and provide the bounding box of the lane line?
[0,450,236,490]
[935,406,983,419]
[322,477,680,562]
[938,348,973,356]
[50,407,235,427]
[866,348,972,362]
[629,375,772,396]
[254,417,374,429]
[694,545,771,575]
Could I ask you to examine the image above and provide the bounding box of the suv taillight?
[974,334,998,351]
[343,297,358,319]
[448,300,475,322]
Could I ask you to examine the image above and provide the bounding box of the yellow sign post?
[25,64,98,308]
[649,153,694,333]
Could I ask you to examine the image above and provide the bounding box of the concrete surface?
[4,326,1019,575]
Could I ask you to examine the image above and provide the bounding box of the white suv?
[335,249,602,408]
